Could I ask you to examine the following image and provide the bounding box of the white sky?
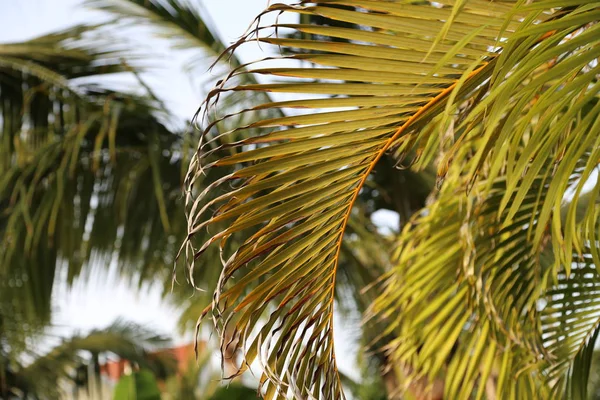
[0,0,362,381]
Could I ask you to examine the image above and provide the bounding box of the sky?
[0,0,367,381]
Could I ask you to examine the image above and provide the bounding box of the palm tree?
[1,319,175,399]
[0,0,252,346]
[0,23,184,340]
[182,1,600,399]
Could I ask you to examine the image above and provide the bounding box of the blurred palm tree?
[1,319,175,399]
[0,0,254,345]
[0,3,248,397]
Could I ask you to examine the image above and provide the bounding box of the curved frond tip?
[179,1,600,399]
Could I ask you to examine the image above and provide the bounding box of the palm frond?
[543,256,600,398]
[85,0,285,135]
[374,168,554,397]
[372,3,600,397]
[180,1,584,398]
[86,0,228,56]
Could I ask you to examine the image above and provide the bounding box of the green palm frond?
[374,169,553,397]
[543,256,600,398]
[375,154,599,397]
[374,4,600,397]
[85,0,227,55]
[85,0,285,135]
[182,1,600,398]
[0,25,133,81]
